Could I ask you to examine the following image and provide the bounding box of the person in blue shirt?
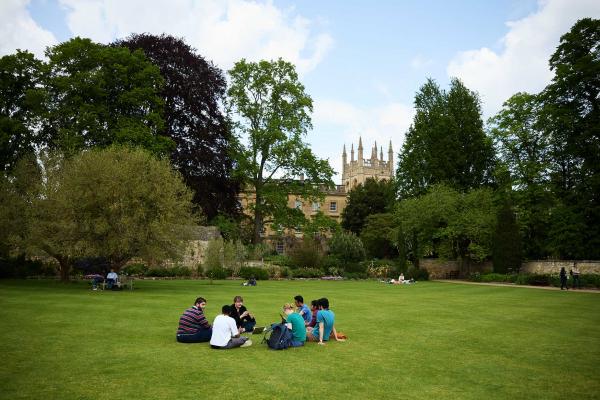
[294,295,311,325]
[306,298,343,345]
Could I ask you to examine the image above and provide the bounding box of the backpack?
[263,323,293,350]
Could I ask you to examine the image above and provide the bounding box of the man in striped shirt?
[176,297,212,343]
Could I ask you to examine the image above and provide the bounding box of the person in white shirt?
[106,269,119,289]
[210,305,251,349]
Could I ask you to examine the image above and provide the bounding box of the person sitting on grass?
[106,269,119,289]
[230,295,256,333]
[294,295,311,325]
[307,299,318,327]
[176,297,212,343]
[210,305,251,349]
[306,298,343,345]
[283,303,306,347]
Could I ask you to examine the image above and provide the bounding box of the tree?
[360,213,398,259]
[13,147,195,280]
[44,37,172,156]
[115,34,240,219]
[328,231,365,265]
[341,178,395,234]
[395,184,496,273]
[542,18,600,258]
[492,199,522,274]
[0,50,46,172]
[489,92,554,259]
[396,78,495,198]
[227,59,333,244]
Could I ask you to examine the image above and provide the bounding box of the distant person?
[572,264,581,289]
[294,295,311,325]
[230,295,256,333]
[90,274,104,290]
[307,298,342,345]
[560,267,568,290]
[210,305,251,349]
[176,297,212,343]
[106,269,119,289]
[307,299,318,327]
[283,303,306,347]
[243,277,257,286]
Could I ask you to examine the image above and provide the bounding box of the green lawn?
[0,279,599,400]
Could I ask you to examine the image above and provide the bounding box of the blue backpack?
[264,323,293,350]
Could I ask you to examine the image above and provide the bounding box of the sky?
[1,0,599,183]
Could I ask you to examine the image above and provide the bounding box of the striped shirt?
[177,306,211,334]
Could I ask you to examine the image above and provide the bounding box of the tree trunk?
[56,255,71,282]
[253,191,263,244]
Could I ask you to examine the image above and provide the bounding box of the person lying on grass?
[306,298,345,345]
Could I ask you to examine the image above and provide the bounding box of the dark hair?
[194,297,206,305]
[222,305,232,315]
[318,297,329,309]
[233,295,243,303]
[294,295,304,303]
[311,300,318,308]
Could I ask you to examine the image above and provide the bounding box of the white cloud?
[447,0,600,117]
[58,0,333,74]
[0,0,57,57]
[311,99,414,182]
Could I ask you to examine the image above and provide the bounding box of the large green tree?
[227,59,333,244]
[115,34,240,219]
[396,78,495,198]
[341,177,395,234]
[0,50,46,172]
[542,18,600,258]
[44,37,172,156]
[9,147,195,280]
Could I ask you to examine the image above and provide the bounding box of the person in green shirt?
[283,303,306,347]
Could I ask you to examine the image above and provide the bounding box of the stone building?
[239,137,393,252]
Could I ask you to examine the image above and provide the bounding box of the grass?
[0,279,599,400]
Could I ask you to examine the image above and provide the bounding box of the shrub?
[329,231,365,263]
[580,274,600,288]
[238,266,269,280]
[121,263,148,276]
[266,265,290,279]
[291,268,323,278]
[343,271,368,280]
[1,257,57,278]
[205,267,230,280]
[405,265,429,281]
[264,254,293,267]
[288,237,324,268]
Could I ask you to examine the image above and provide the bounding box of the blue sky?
[2,0,599,181]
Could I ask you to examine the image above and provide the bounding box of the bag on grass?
[263,323,292,350]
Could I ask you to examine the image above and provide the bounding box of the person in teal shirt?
[283,303,306,346]
[307,298,340,345]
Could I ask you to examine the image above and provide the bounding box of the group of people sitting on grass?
[388,273,415,285]
[176,294,344,349]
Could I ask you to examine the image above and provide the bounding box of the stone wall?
[419,259,492,279]
[521,260,600,274]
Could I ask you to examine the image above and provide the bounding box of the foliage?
[328,231,366,264]
[396,78,495,198]
[492,198,522,274]
[44,38,172,156]
[238,266,269,280]
[290,268,323,278]
[227,58,334,243]
[0,256,56,279]
[360,213,398,259]
[145,266,192,278]
[115,34,240,219]
[0,50,46,172]
[265,265,290,279]
[405,265,430,281]
[263,254,293,267]
[121,263,148,276]
[6,147,195,280]
[395,184,496,272]
[341,178,395,234]
[205,267,230,280]
[303,211,341,238]
[288,237,324,268]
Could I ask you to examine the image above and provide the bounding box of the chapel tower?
[342,137,393,192]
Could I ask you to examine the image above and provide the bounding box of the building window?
[295,200,302,209]
[330,201,337,212]
[312,202,320,211]
[275,241,284,254]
